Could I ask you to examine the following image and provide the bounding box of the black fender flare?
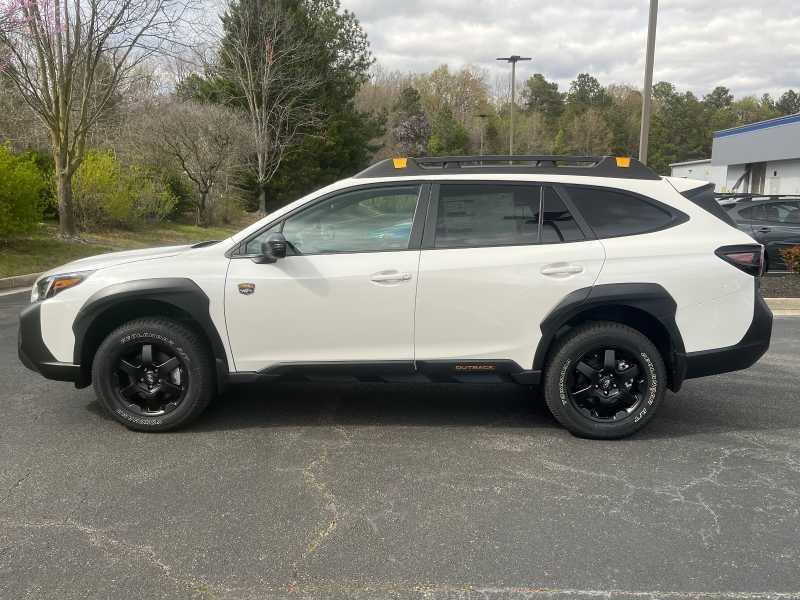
[72,278,229,390]
[532,283,687,390]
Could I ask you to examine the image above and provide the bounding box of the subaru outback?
[19,155,773,439]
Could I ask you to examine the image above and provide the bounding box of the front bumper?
[18,303,82,384]
[676,287,773,382]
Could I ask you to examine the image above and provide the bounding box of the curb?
[765,298,800,310]
[0,272,41,291]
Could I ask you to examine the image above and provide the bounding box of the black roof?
[354,155,660,181]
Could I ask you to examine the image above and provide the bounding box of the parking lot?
[1,290,799,599]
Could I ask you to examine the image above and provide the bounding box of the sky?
[339,0,800,99]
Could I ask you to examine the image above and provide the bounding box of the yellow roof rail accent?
[616,157,632,168]
[392,157,408,169]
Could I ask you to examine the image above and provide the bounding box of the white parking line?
[0,287,29,297]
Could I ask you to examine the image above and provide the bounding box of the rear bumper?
[18,303,83,385]
[675,287,773,383]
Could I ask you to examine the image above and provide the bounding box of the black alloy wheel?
[566,347,647,422]
[115,342,187,416]
[543,321,666,439]
[92,318,215,431]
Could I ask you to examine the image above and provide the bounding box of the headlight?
[31,271,95,302]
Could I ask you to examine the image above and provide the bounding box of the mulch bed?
[761,273,800,298]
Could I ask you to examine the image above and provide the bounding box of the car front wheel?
[91,318,215,432]
[543,322,666,439]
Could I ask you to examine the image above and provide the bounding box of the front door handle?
[756,227,771,233]
[370,270,413,284]
[541,263,584,276]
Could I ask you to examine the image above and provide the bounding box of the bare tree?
[0,0,199,236]
[215,0,321,213]
[134,98,248,227]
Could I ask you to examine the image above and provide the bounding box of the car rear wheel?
[542,322,666,439]
[92,318,215,432]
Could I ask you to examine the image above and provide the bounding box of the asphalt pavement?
[1,290,799,600]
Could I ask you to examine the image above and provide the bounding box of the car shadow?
[85,382,560,432]
[84,380,800,441]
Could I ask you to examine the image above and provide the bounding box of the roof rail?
[354,155,660,180]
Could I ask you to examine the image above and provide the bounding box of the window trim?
[420,181,594,250]
[560,183,690,240]
[228,182,431,258]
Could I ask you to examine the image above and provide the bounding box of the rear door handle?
[370,270,412,284]
[541,264,584,276]
[756,227,771,233]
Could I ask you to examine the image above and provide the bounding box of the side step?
[228,360,541,386]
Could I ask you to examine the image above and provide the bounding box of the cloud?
[341,0,800,98]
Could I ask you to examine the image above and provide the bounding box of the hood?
[40,244,195,278]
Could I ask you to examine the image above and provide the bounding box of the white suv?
[19,156,773,439]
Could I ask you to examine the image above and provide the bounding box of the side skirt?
[229,360,541,386]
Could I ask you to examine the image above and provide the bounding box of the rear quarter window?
[565,186,680,238]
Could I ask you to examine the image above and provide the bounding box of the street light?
[496,55,531,156]
[638,0,658,165]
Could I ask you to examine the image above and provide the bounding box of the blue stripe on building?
[714,113,800,138]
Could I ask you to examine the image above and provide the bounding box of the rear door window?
[566,186,677,238]
[767,201,800,224]
[433,184,585,248]
[739,202,800,224]
[737,206,762,221]
[434,184,540,248]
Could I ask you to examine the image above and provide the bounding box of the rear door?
[413,182,605,370]
[751,200,800,269]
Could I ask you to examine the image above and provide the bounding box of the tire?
[91,318,215,432]
[542,321,666,440]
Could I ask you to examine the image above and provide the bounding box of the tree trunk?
[258,185,267,213]
[197,191,209,227]
[55,164,77,238]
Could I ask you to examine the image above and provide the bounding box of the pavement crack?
[300,447,340,560]
[291,399,350,584]
[0,470,32,505]
[0,517,224,596]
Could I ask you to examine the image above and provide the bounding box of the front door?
[225,184,425,372]
[413,183,605,369]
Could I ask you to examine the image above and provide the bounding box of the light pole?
[638,0,658,165]
[497,55,531,156]
[476,113,490,156]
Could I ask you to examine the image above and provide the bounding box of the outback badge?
[238,283,256,296]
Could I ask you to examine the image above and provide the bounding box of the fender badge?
[238,283,256,295]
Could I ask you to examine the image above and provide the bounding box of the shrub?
[0,145,46,238]
[780,246,800,274]
[72,151,177,230]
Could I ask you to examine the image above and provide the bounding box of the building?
[669,159,727,191]
[670,113,800,194]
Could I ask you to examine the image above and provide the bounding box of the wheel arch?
[72,278,229,392]
[533,283,687,392]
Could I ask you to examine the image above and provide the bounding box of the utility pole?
[476,113,490,156]
[638,0,659,165]
[497,55,531,156]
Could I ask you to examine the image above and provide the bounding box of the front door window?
[281,186,420,254]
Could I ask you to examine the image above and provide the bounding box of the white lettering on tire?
[558,359,571,406]
[634,352,658,423]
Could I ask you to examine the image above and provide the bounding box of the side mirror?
[253,232,288,264]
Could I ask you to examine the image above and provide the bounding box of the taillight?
[715,244,764,277]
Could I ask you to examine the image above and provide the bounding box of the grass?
[0,220,248,278]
